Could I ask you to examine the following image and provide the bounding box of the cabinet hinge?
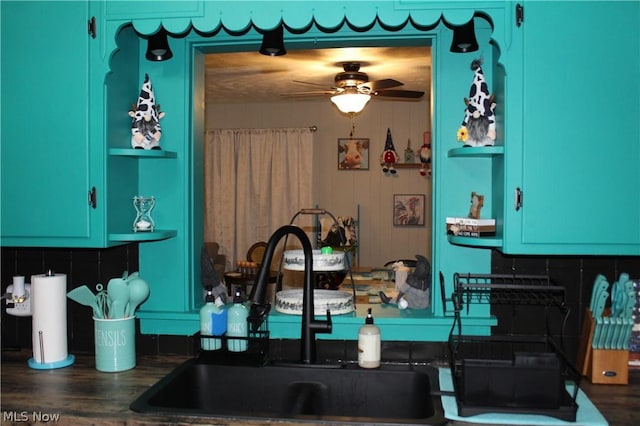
[88,187,97,209]
[88,16,96,39]
[515,4,524,27]
[514,187,523,211]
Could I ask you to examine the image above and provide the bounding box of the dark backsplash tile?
[1,244,139,354]
[2,245,638,357]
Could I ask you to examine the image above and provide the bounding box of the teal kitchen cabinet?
[502,2,639,255]
[1,1,177,247]
[450,2,640,256]
[1,1,100,246]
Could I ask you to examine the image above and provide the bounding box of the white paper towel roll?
[31,273,68,364]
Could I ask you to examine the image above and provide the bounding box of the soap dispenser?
[226,289,249,352]
[358,308,381,368]
[200,287,227,350]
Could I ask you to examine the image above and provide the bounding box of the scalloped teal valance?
[113,1,506,44]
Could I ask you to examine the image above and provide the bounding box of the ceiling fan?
[282,62,425,114]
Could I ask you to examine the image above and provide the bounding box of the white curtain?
[204,128,314,271]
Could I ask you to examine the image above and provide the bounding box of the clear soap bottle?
[226,289,249,352]
[358,308,381,368]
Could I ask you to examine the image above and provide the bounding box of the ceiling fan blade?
[293,80,332,88]
[373,89,425,99]
[361,78,403,91]
[281,90,336,98]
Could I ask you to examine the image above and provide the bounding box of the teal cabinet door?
[503,1,640,255]
[1,1,102,246]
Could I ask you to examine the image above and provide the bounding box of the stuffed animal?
[457,59,496,147]
[129,74,165,150]
[379,255,431,309]
[380,128,399,174]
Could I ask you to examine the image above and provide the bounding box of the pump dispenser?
[227,289,249,352]
[200,287,226,350]
[358,308,381,368]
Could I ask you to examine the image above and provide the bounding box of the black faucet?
[249,225,332,364]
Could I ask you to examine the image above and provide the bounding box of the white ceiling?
[204,46,432,104]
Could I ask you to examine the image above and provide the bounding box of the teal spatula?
[67,285,103,319]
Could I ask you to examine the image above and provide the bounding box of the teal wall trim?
[137,309,496,341]
[107,1,504,337]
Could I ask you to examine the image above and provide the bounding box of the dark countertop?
[1,350,638,425]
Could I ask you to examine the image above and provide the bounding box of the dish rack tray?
[195,309,270,366]
[448,273,581,421]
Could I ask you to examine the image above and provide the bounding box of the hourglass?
[133,196,155,232]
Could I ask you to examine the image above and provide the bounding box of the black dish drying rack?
[446,273,582,421]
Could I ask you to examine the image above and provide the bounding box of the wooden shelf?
[109,229,177,242]
[394,163,423,168]
[448,146,504,158]
[109,148,177,158]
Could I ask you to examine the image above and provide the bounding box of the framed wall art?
[393,194,425,226]
[338,138,369,170]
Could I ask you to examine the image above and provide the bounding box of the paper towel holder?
[27,271,75,370]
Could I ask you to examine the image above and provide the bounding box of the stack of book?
[446,217,496,237]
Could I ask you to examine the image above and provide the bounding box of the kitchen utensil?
[96,288,109,319]
[623,280,636,313]
[589,274,608,312]
[618,272,630,286]
[126,276,150,316]
[67,285,103,319]
[610,317,622,349]
[592,317,604,349]
[592,289,608,319]
[619,318,631,350]
[611,273,631,317]
[621,318,634,350]
[616,289,627,318]
[601,317,613,350]
[107,278,129,319]
[622,289,636,319]
[611,279,622,317]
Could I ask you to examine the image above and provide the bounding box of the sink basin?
[131,358,445,424]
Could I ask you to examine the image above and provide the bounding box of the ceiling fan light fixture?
[260,26,287,56]
[146,29,173,61]
[450,19,479,53]
[330,93,371,114]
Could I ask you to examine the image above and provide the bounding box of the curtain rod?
[207,126,317,132]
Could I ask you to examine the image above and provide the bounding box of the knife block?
[589,348,629,385]
[577,308,629,384]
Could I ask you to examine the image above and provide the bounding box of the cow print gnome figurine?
[380,128,399,174]
[129,74,165,150]
[457,59,496,147]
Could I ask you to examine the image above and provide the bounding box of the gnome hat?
[462,60,494,126]
[133,74,158,122]
[406,255,431,291]
[384,128,396,151]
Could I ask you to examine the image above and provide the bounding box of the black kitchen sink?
[131,358,446,425]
